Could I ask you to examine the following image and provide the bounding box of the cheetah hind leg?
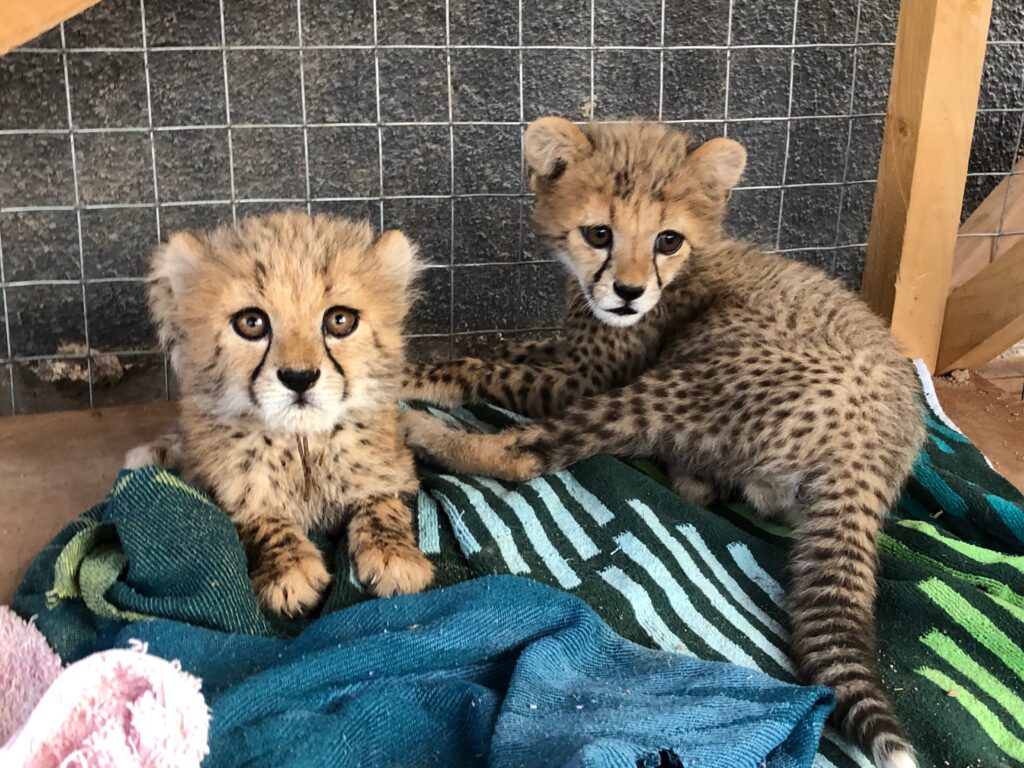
[665,455,718,508]
[742,476,803,526]
[124,426,185,471]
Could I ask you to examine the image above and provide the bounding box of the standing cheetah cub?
[129,212,433,615]
[400,118,924,768]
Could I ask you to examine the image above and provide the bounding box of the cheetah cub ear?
[686,137,747,203]
[524,116,593,186]
[148,231,205,374]
[151,231,204,302]
[372,229,422,294]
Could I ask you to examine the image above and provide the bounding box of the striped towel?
[14,368,1024,768]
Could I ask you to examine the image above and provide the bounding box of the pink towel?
[0,606,63,745]
[0,606,209,768]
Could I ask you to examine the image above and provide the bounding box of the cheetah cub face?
[151,212,418,434]
[525,117,746,327]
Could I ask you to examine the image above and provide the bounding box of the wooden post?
[860,0,992,371]
[936,239,1024,373]
[0,0,100,55]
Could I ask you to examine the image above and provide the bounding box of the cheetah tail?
[786,479,916,768]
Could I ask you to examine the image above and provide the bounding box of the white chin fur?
[569,268,655,328]
[577,280,650,328]
[592,307,645,327]
[258,382,383,434]
[874,748,917,768]
[262,404,336,434]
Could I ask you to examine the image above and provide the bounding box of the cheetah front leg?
[236,515,331,616]
[489,337,567,365]
[347,494,434,597]
[401,375,674,481]
[401,358,602,418]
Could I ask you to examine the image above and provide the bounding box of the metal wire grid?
[0,1,1021,414]
[959,114,1024,256]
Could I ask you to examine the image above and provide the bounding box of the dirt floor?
[0,401,178,605]
[932,374,1024,492]
[2,377,1022,604]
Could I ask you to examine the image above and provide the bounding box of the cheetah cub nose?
[277,368,321,393]
[613,283,646,301]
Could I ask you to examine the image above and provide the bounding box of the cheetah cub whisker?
[400,118,924,768]
[127,212,433,616]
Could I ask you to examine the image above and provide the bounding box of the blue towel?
[118,576,832,768]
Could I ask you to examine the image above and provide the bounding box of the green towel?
[14,387,1024,768]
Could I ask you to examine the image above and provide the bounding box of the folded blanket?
[0,636,208,768]
[14,366,1024,768]
[102,576,833,768]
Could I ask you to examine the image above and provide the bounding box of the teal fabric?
[14,395,1024,767]
[15,470,273,661]
[115,576,834,768]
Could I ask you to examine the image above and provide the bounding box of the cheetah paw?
[353,542,434,597]
[124,442,165,470]
[670,474,718,508]
[253,551,331,616]
[401,409,459,443]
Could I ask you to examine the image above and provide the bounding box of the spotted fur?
[126,212,433,615]
[401,118,924,768]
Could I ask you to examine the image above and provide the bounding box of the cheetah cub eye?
[655,231,684,255]
[581,225,613,249]
[323,306,359,338]
[232,308,271,340]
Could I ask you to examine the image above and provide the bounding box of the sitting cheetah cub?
[127,212,433,615]
[400,119,923,768]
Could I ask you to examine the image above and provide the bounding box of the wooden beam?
[0,0,100,55]
[861,0,992,371]
[937,238,1024,373]
[952,162,1024,289]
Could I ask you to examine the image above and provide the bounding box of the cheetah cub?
[400,119,923,768]
[128,212,433,616]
